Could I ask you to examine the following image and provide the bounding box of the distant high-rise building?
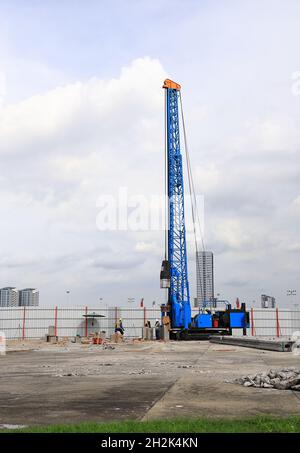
[196,251,214,307]
[261,294,276,309]
[19,288,39,306]
[0,287,19,307]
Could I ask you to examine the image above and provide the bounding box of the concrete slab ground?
[1,340,300,426]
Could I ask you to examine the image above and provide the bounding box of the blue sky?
[0,0,300,308]
[1,0,297,100]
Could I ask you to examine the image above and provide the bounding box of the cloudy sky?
[0,0,299,308]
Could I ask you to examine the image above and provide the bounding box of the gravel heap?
[234,367,300,390]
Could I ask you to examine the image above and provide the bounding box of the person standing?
[115,318,124,336]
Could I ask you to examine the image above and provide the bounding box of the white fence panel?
[1,306,300,340]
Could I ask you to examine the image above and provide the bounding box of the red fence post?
[85,306,88,337]
[54,306,58,337]
[276,307,281,337]
[22,307,26,340]
[251,307,256,336]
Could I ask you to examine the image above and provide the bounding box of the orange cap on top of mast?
[162,79,181,91]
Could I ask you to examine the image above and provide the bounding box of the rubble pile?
[129,368,151,375]
[234,367,300,390]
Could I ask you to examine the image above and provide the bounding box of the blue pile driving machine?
[159,79,249,340]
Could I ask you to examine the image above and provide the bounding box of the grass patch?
[1,416,300,433]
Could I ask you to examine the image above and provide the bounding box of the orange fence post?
[250,307,256,336]
[54,306,58,337]
[22,307,26,340]
[85,306,88,337]
[276,307,281,337]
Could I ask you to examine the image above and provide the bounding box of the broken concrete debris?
[102,344,115,350]
[234,367,300,390]
[129,368,151,375]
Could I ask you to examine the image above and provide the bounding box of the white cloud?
[0,50,300,307]
[0,57,168,305]
[135,241,161,254]
[291,195,300,210]
[0,57,164,156]
[0,71,6,105]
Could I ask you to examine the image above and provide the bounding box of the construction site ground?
[1,339,300,427]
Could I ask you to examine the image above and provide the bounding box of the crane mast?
[160,79,191,330]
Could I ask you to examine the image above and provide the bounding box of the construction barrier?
[0,306,162,340]
[0,307,299,340]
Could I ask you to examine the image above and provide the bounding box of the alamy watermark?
[96,187,205,233]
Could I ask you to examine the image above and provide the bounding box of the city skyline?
[0,287,39,307]
[195,251,214,307]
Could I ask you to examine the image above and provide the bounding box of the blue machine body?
[194,314,213,328]
[165,84,191,330]
[229,312,248,328]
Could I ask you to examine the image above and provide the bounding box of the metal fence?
[0,306,162,340]
[249,308,300,338]
[0,306,300,340]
